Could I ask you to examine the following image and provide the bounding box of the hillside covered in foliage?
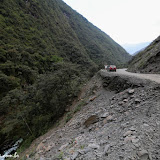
[128,35,160,73]
[0,0,131,152]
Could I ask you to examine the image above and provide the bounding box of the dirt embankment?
[20,70,160,160]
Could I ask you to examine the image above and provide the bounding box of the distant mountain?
[122,42,151,55]
[128,36,160,73]
[132,46,147,56]
[0,0,131,151]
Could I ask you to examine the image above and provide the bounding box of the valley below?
[20,69,160,160]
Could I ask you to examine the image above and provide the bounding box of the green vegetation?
[65,112,73,123]
[57,151,64,159]
[0,0,130,152]
[128,35,160,73]
[74,100,87,113]
[64,99,87,123]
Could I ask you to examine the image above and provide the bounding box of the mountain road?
[103,68,160,84]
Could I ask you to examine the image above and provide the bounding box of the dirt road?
[105,69,160,84]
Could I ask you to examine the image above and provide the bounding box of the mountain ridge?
[0,0,131,153]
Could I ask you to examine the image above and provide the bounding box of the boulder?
[89,96,97,101]
[137,150,151,160]
[88,143,100,149]
[128,89,135,94]
[83,115,99,127]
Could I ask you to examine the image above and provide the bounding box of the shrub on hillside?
[0,62,86,149]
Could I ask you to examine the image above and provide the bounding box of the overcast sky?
[62,0,160,45]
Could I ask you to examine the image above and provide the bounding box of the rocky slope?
[21,70,160,160]
[128,36,160,73]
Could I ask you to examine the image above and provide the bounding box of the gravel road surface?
[105,69,160,84]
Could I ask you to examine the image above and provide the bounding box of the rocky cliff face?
[128,36,160,73]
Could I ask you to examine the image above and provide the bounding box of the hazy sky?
[62,0,160,45]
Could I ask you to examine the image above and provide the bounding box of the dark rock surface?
[23,71,160,160]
